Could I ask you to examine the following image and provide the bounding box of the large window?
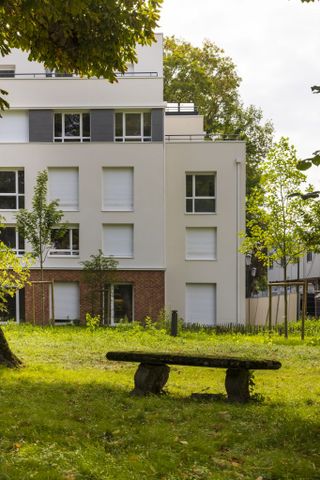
[102,168,133,211]
[115,112,151,142]
[105,284,133,325]
[50,227,79,256]
[48,168,79,210]
[0,170,24,210]
[103,224,133,258]
[54,113,90,142]
[186,173,216,213]
[186,227,217,260]
[0,226,25,255]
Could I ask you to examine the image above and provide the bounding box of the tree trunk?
[0,327,22,367]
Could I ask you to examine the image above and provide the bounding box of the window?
[0,111,29,143]
[186,284,216,325]
[50,227,79,256]
[48,168,79,210]
[307,252,313,263]
[103,224,133,258]
[54,113,90,142]
[54,283,80,324]
[0,65,15,77]
[104,284,133,325]
[0,170,24,210]
[186,227,216,260]
[115,112,151,142]
[0,226,25,255]
[186,173,216,213]
[102,168,133,211]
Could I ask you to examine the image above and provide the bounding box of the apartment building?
[0,34,246,326]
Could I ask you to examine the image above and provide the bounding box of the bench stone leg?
[131,363,170,396]
[225,368,250,403]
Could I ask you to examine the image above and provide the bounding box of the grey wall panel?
[91,109,114,142]
[151,109,164,142]
[29,110,54,142]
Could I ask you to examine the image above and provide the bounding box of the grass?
[0,323,319,480]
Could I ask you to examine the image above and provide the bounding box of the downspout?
[235,157,242,324]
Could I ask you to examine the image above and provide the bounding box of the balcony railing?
[165,134,242,142]
[165,103,198,115]
[0,71,159,79]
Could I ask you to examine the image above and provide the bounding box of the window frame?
[185,172,216,214]
[0,226,25,256]
[49,227,79,257]
[0,169,24,211]
[115,112,152,142]
[54,112,91,142]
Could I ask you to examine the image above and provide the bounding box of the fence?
[246,293,298,326]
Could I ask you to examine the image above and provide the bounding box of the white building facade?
[0,35,246,326]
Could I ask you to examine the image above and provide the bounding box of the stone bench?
[106,351,282,403]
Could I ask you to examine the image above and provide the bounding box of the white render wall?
[1,143,165,270]
[165,141,246,325]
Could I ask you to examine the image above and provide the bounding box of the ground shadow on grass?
[0,375,319,480]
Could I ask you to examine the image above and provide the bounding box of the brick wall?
[25,269,165,325]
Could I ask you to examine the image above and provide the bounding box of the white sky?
[159,0,320,186]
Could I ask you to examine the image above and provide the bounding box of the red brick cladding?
[25,270,165,325]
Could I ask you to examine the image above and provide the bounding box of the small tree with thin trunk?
[16,170,66,324]
[0,229,32,366]
[241,137,314,337]
[81,251,118,325]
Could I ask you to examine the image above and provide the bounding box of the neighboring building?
[0,35,246,326]
[268,254,320,316]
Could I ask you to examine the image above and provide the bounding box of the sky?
[159,0,320,185]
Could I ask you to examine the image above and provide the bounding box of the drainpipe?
[235,157,242,324]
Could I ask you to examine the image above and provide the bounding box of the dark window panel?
[194,199,215,213]
[195,175,215,197]
[0,171,16,193]
[54,113,62,138]
[18,233,25,251]
[186,199,193,212]
[113,285,133,323]
[125,113,141,136]
[0,196,17,209]
[72,230,79,250]
[186,175,193,197]
[82,113,91,137]
[115,113,123,137]
[0,227,15,248]
[64,114,80,137]
[18,196,25,209]
[18,171,24,194]
[143,112,151,137]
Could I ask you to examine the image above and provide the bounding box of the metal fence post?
[171,310,178,337]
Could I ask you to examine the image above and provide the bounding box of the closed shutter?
[29,110,54,142]
[54,282,80,321]
[151,108,164,141]
[186,284,216,325]
[91,109,114,141]
[49,168,79,210]
[186,227,216,260]
[102,168,133,211]
[0,111,29,142]
[103,224,133,257]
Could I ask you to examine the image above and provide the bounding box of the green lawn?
[0,323,319,480]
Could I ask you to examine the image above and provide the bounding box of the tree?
[81,251,118,325]
[0,0,163,110]
[0,229,31,367]
[241,137,315,337]
[16,170,66,324]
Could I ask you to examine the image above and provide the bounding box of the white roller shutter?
[186,227,216,260]
[49,168,79,210]
[103,224,133,257]
[0,111,29,142]
[54,282,80,321]
[103,168,133,211]
[186,284,216,325]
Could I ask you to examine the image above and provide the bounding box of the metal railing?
[0,71,159,79]
[165,134,242,142]
[165,103,198,114]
